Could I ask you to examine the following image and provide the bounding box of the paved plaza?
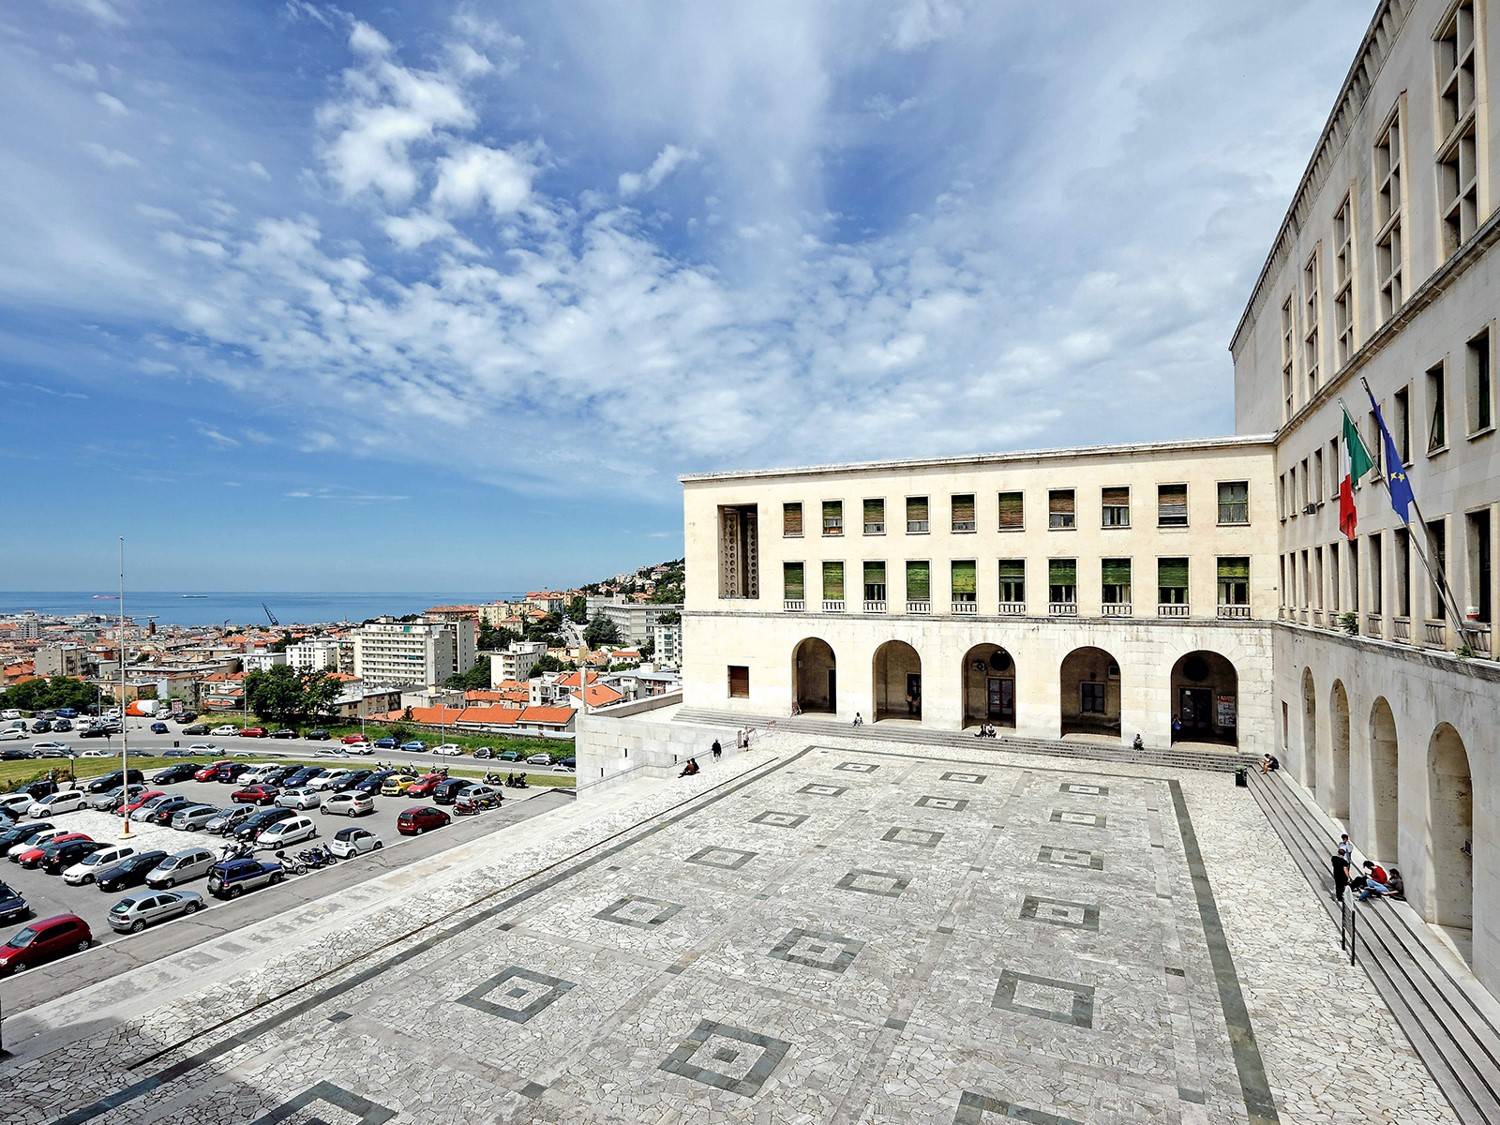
[0,735,1456,1124]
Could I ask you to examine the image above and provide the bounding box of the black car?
[95,850,170,893]
[0,880,28,924]
[305,728,330,741]
[17,780,58,800]
[282,767,325,787]
[0,822,54,853]
[331,770,373,792]
[182,723,209,735]
[354,770,399,795]
[232,807,295,841]
[52,719,73,732]
[85,770,145,794]
[271,729,297,739]
[177,711,198,723]
[261,767,299,786]
[78,726,108,739]
[214,763,252,783]
[432,778,472,805]
[144,796,198,825]
[153,764,201,785]
[29,720,52,734]
[22,837,87,870]
[0,749,30,762]
[41,839,106,875]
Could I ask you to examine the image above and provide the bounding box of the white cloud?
[245,160,270,180]
[889,0,969,50]
[348,20,391,57]
[617,144,696,198]
[94,91,127,116]
[79,141,139,169]
[382,211,458,250]
[430,143,534,217]
[46,0,125,27]
[285,486,409,502]
[52,59,98,83]
[195,424,240,448]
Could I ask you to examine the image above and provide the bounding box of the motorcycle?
[219,842,254,861]
[274,849,306,876]
[504,774,529,789]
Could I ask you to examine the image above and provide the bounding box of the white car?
[0,710,19,721]
[320,792,374,817]
[9,828,71,856]
[315,747,350,759]
[29,742,72,758]
[0,730,25,742]
[276,787,322,810]
[307,771,350,792]
[210,725,239,737]
[0,793,35,817]
[240,766,281,784]
[256,815,316,849]
[525,753,552,766]
[328,827,383,858]
[432,743,464,756]
[78,749,111,758]
[187,743,219,753]
[28,790,87,817]
[62,843,138,885]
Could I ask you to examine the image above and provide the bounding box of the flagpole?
[1356,378,1474,651]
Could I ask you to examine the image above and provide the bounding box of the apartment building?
[351,617,477,689]
[241,651,287,674]
[585,596,684,646]
[286,636,340,673]
[34,643,84,677]
[490,640,548,684]
[652,618,683,670]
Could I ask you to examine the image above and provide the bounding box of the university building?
[678,0,1500,992]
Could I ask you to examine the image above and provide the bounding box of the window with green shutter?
[863,498,885,534]
[1048,558,1077,601]
[1048,489,1075,529]
[1217,556,1249,605]
[1101,557,1131,603]
[1102,487,1130,528]
[1158,557,1189,603]
[997,491,1024,530]
[822,500,843,535]
[906,560,931,600]
[906,497,929,533]
[951,560,977,601]
[783,502,803,537]
[783,562,804,601]
[951,494,976,532]
[863,561,886,601]
[822,561,844,601]
[998,559,1025,603]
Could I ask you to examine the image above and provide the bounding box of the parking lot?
[0,769,533,956]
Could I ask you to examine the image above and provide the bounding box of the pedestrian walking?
[1331,852,1350,902]
[1338,834,1354,865]
[711,739,722,761]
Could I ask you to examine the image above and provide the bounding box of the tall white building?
[490,640,548,684]
[585,596,684,645]
[242,651,287,673]
[351,617,476,689]
[651,618,682,670]
[286,636,340,673]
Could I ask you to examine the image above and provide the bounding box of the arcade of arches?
[1059,646,1121,737]
[1168,651,1239,746]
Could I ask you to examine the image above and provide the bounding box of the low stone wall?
[575,706,729,796]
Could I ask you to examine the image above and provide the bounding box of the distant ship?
[92,594,117,600]
[181,594,209,599]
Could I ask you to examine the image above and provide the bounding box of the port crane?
[262,603,279,627]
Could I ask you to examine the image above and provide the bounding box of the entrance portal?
[961,644,1016,728]
[1168,651,1237,745]
[1059,646,1120,737]
[791,638,837,714]
[872,641,922,721]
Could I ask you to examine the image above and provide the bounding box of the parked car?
[316,747,349,758]
[30,741,71,758]
[0,730,27,742]
[328,826,383,858]
[144,795,199,825]
[457,783,502,808]
[1,748,32,761]
[214,763,252,783]
[0,880,29,924]
[152,764,202,785]
[340,734,369,746]
[232,807,295,841]
[399,740,426,753]
[181,724,209,735]
[239,727,268,739]
[27,790,86,817]
[43,839,108,875]
[210,725,240,736]
[204,806,258,836]
[194,760,235,782]
[472,746,494,759]
[85,769,144,794]
[305,728,330,741]
[256,815,316,849]
[432,743,463,756]
[17,833,92,869]
[0,913,91,974]
[76,726,107,739]
[205,857,283,899]
[432,778,472,805]
[319,791,374,817]
[558,757,576,771]
[85,786,126,812]
[56,709,78,720]
[397,807,450,835]
[0,793,37,817]
[331,770,373,792]
[372,737,398,750]
[275,787,322,811]
[380,774,415,797]
[498,750,521,762]
[29,720,52,735]
[150,722,169,734]
[108,890,204,933]
[119,790,167,817]
[271,729,297,740]
[281,767,326,788]
[354,771,399,796]
[176,711,198,723]
[16,779,58,800]
[525,753,553,766]
[171,804,223,831]
[95,850,171,893]
[62,843,136,884]
[0,823,56,855]
[307,770,351,792]
[146,847,217,888]
[185,743,219,753]
[261,766,299,786]
[51,719,73,732]
[232,784,281,806]
[405,773,448,798]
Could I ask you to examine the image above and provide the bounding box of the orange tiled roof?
[517,706,573,725]
[583,684,624,707]
[555,670,600,689]
[456,706,522,726]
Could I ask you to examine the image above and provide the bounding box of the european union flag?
[1366,386,1414,523]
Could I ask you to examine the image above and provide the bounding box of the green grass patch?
[190,718,573,760]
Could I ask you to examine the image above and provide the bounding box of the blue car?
[150,722,169,734]
[0,880,29,924]
[205,857,284,899]
[399,740,426,753]
[373,737,398,750]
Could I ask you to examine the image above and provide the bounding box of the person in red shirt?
[1358,860,1392,901]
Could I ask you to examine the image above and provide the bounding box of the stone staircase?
[672,708,1249,773]
[1248,769,1500,1125]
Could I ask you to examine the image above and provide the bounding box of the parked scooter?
[274,849,306,876]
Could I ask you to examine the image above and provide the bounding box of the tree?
[478,622,518,651]
[532,654,566,675]
[0,676,98,714]
[656,610,681,625]
[302,671,341,719]
[269,629,294,653]
[523,611,563,641]
[445,656,491,691]
[583,613,622,648]
[565,595,588,624]
[244,665,306,727]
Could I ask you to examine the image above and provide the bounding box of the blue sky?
[0,0,1372,591]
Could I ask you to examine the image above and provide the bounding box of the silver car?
[146,847,216,888]
[85,786,127,811]
[275,787,322,810]
[171,804,222,831]
[106,890,204,933]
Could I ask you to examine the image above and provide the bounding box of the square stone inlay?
[881,826,945,849]
[1020,895,1100,931]
[1050,809,1107,828]
[835,869,910,898]
[798,783,847,797]
[834,762,879,773]
[1059,782,1109,796]
[595,894,685,930]
[750,810,809,829]
[954,1089,1080,1124]
[658,1018,793,1098]
[915,795,969,812]
[768,927,864,973]
[1037,845,1104,871]
[939,771,987,784]
[457,966,577,1024]
[250,1081,398,1124]
[992,969,1096,1028]
[685,846,758,871]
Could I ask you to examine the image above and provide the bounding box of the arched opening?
[1168,651,1238,745]
[1367,697,1399,862]
[1328,680,1351,819]
[1059,646,1120,737]
[1300,667,1318,792]
[872,641,921,721]
[961,644,1016,729]
[1426,723,1473,951]
[791,638,837,714]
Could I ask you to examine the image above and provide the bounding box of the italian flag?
[1339,406,1374,540]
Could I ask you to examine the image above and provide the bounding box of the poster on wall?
[1216,693,1237,728]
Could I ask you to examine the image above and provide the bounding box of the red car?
[239,727,268,738]
[195,760,234,782]
[120,790,165,816]
[341,734,369,746]
[0,913,92,975]
[231,784,280,806]
[405,773,448,798]
[396,806,450,835]
[15,833,91,869]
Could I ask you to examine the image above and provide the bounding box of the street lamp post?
[119,537,132,839]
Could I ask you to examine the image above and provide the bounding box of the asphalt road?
[0,773,523,956]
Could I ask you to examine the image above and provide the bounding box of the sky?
[0,0,1374,591]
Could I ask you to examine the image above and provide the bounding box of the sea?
[0,592,521,628]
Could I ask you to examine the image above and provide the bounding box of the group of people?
[972,723,1000,738]
[680,737,729,779]
[1332,833,1405,903]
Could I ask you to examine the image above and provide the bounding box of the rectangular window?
[1330,543,1342,612]
[783,562,804,601]
[821,500,843,536]
[951,494,976,533]
[1312,450,1324,504]
[1427,362,1448,451]
[1349,539,1360,613]
[1395,527,1412,616]
[905,560,931,601]
[1370,532,1384,609]
[1333,192,1356,365]
[1101,486,1130,528]
[717,504,759,598]
[1217,557,1249,606]
[1303,248,1321,398]
[906,496,929,534]
[863,561,886,603]
[1048,489,1076,529]
[1079,682,1106,715]
[1367,409,1383,476]
[1314,546,1324,609]
[821,561,844,602]
[728,665,750,698]
[1467,509,1493,623]
[1281,296,1297,418]
[1288,465,1298,517]
[1329,439,1341,497]
[1468,328,1493,434]
[1278,473,1286,521]
[782,502,803,537]
[863,498,885,535]
[1301,549,1311,609]
[997,491,1024,530]
[1101,558,1131,604]
[1157,483,1188,527]
[1436,2,1479,257]
[1426,518,1447,620]
[1394,386,1411,463]
[1048,559,1076,603]
[1158,557,1189,605]
[951,560,977,603]
[1217,481,1249,525]
[1374,108,1404,321]
[998,559,1025,604]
